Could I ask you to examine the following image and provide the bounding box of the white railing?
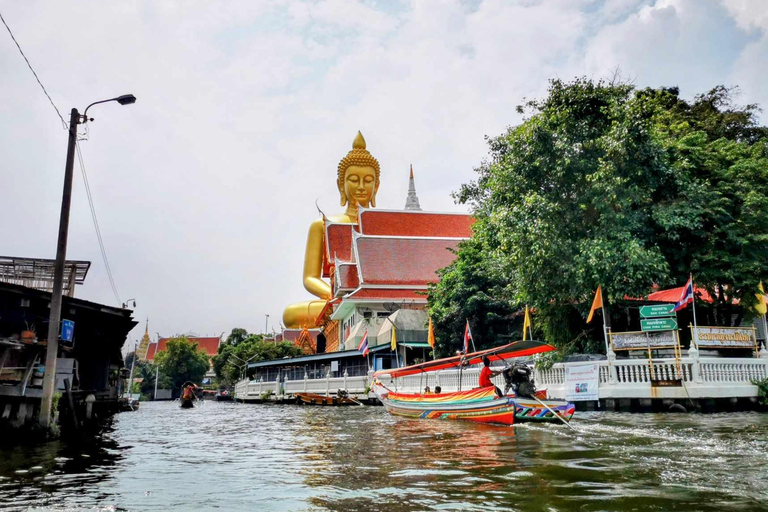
[535,354,768,400]
[235,371,369,401]
[235,354,768,402]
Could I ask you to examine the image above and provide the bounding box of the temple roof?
[343,288,428,301]
[355,235,464,285]
[146,336,222,361]
[358,208,474,237]
[324,222,355,277]
[335,262,359,291]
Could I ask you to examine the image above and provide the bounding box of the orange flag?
[427,318,436,349]
[586,285,603,324]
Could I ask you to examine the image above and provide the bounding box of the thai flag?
[463,320,473,353]
[673,275,694,312]
[358,331,369,356]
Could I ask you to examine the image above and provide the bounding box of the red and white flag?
[673,275,694,312]
[463,320,473,353]
[358,331,369,356]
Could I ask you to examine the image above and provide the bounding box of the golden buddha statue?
[282,131,381,329]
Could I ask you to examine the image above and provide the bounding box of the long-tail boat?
[295,392,359,406]
[372,340,575,426]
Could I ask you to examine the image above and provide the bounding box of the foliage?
[222,328,249,349]
[431,78,768,351]
[212,330,302,386]
[154,337,211,391]
[753,377,768,406]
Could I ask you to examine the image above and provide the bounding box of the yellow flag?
[586,285,603,324]
[391,325,397,351]
[427,318,436,349]
[756,282,767,316]
[523,306,532,341]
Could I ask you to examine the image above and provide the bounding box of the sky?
[1,0,766,351]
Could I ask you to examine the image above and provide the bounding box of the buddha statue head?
[337,131,381,208]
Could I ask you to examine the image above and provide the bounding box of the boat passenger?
[424,386,431,394]
[479,356,503,397]
[434,386,441,394]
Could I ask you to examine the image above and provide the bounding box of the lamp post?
[265,314,270,338]
[122,298,137,309]
[39,94,137,428]
[229,353,259,381]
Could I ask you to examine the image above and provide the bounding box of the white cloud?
[0,0,764,349]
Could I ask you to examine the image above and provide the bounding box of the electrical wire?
[75,142,122,306]
[0,11,67,129]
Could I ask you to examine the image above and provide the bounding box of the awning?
[372,339,556,378]
[401,342,431,348]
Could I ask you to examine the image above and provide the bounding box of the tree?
[222,327,249,349]
[433,78,768,352]
[154,336,211,391]
[212,331,302,386]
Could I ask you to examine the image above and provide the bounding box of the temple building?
[137,320,152,360]
[277,134,474,369]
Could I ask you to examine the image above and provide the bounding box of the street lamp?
[39,94,137,428]
[122,298,136,309]
[229,353,260,381]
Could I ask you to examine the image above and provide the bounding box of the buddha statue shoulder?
[282,132,381,329]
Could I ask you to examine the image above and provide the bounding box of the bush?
[753,377,768,406]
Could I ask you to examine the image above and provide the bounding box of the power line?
[75,142,122,306]
[0,11,67,129]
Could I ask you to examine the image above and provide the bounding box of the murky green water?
[1,402,767,511]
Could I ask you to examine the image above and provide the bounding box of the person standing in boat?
[479,357,503,397]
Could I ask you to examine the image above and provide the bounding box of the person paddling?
[479,356,503,397]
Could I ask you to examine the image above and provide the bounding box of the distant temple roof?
[146,335,222,361]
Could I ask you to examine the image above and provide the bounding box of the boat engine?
[502,363,536,398]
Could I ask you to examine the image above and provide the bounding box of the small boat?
[295,392,359,406]
[372,340,575,426]
[179,398,195,409]
[215,389,233,402]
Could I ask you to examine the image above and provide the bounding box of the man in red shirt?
[479,356,503,397]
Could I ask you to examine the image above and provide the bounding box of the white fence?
[535,352,768,400]
[235,351,768,402]
[235,371,369,402]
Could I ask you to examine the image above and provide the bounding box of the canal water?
[1,402,767,511]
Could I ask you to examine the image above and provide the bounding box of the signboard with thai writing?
[641,318,678,332]
[61,319,75,343]
[692,326,756,349]
[611,330,676,350]
[639,304,675,318]
[565,363,599,401]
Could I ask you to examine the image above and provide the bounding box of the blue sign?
[61,320,75,342]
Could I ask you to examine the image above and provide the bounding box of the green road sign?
[641,318,678,332]
[639,304,676,318]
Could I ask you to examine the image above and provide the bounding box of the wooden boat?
[372,340,575,426]
[295,392,359,406]
[179,398,195,409]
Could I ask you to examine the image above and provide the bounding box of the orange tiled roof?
[358,209,474,238]
[336,262,359,291]
[646,285,715,303]
[146,336,221,361]
[281,328,321,342]
[324,223,354,277]
[356,236,463,285]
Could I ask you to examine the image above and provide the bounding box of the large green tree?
[154,336,211,391]
[430,79,768,353]
[212,330,302,386]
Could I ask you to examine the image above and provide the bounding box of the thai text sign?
[565,363,599,401]
[639,304,675,318]
[611,330,676,350]
[641,318,678,332]
[692,327,755,348]
[61,320,75,342]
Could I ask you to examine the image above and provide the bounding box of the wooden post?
[64,378,78,429]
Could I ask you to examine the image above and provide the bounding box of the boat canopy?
[373,339,556,379]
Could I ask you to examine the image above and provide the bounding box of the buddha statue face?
[337,132,380,208]
[343,165,377,207]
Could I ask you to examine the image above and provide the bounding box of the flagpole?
[600,301,610,355]
[691,274,698,330]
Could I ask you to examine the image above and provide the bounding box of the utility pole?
[39,108,79,428]
[265,314,270,337]
[38,94,136,428]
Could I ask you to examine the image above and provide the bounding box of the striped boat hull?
[377,387,575,426]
